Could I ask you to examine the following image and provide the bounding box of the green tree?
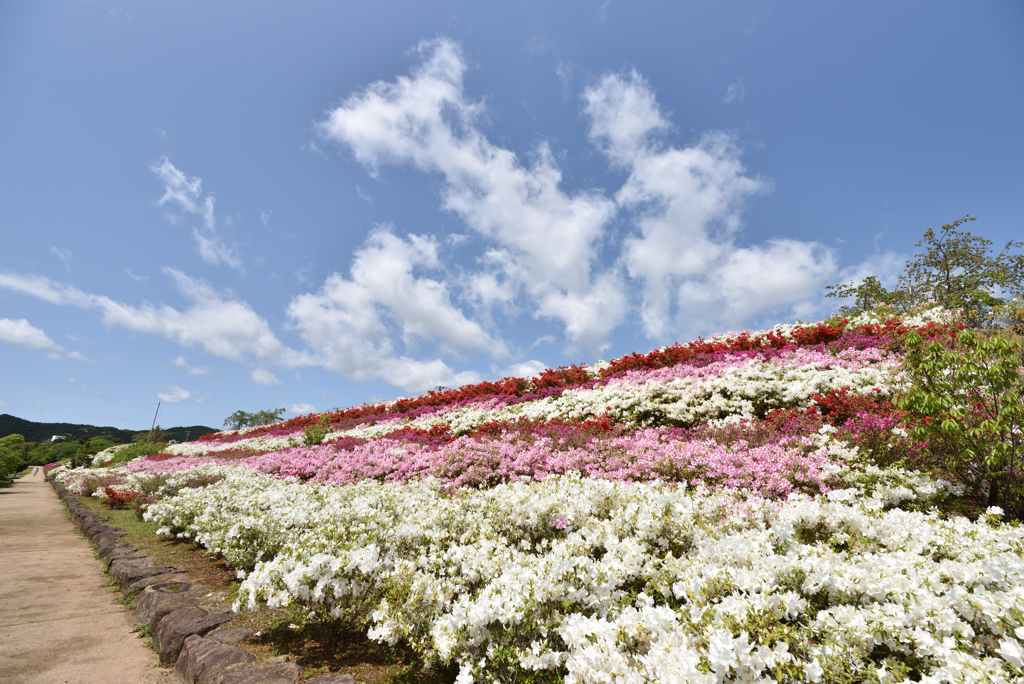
[223,408,287,430]
[0,435,26,479]
[896,328,1024,516]
[826,217,1024,324]
[0,434,26,451]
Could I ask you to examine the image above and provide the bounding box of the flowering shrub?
[143,471,1020,683]
[56,304,1024,682]
[100,485,145,509]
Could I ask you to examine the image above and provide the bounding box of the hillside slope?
[0,413,216,444]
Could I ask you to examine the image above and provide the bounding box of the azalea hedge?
[50,305,1024,683]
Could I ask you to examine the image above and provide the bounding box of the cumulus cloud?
[0,41,882,396]
[157,385,210,404]
[287,226,496,393]
[318,37,625,352]
[582,71,836,339]
[150,158,243,271]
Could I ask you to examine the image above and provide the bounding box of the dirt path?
[0,470,173,684]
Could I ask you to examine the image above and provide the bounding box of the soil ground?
[0,469,173,684]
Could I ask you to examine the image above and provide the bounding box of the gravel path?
[0,469,173,683]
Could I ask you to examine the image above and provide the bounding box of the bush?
[897,328,1024,516]
[302,415,331,447]
[107,441,165,465]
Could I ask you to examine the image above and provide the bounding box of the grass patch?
[70,491,453,683]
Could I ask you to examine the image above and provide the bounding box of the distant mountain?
[0,414,218,444]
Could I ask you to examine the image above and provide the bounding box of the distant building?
[50,435,65,443]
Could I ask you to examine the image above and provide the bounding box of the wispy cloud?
[172,355,211,376]
[157,385,210,404]
[50,247,73,263]
[150,158,244,271]
[0,270,312,368]
[723,78,746,104]
[0,317,89,361]
[0,317,61,351]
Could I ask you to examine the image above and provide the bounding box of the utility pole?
[148,402,161,443]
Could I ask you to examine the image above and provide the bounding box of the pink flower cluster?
[238,425,836,498]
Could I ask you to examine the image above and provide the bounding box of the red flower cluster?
[199,314,962,445]
[102,486,144,509]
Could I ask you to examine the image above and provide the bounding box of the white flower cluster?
[54,461,241,500]
[143,470,1023,683]
[90,444,132,466]
[846,303,956,329]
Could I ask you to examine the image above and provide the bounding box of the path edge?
[47,475,353,684]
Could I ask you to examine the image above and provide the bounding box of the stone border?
[49,477,354,684]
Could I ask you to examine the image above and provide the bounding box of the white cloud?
[834,251,906,290]
[0,318,61,351]
[172,356,210,376]
[281,402,315,416]
[723,78,746,104]
[0,316,89,361]
[496,359,547,378]
[50,247,73,262]
[150,158,243,271]
[0,270,312,368]
[583,69,671,167]
[0,267,483,394]
[679,239,837,325]
[157,385,209,404]
[287,226,496,393]
[250,368,282,387]
[318,37,625,353]
[261,209,272,226]
[351,227,504,356]
[583,71,836,339]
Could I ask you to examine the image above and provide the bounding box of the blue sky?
[1,1,1022,431]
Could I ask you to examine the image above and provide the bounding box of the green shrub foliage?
[897,328,1024,517]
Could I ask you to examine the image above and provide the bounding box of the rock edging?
[49,477,354,684]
